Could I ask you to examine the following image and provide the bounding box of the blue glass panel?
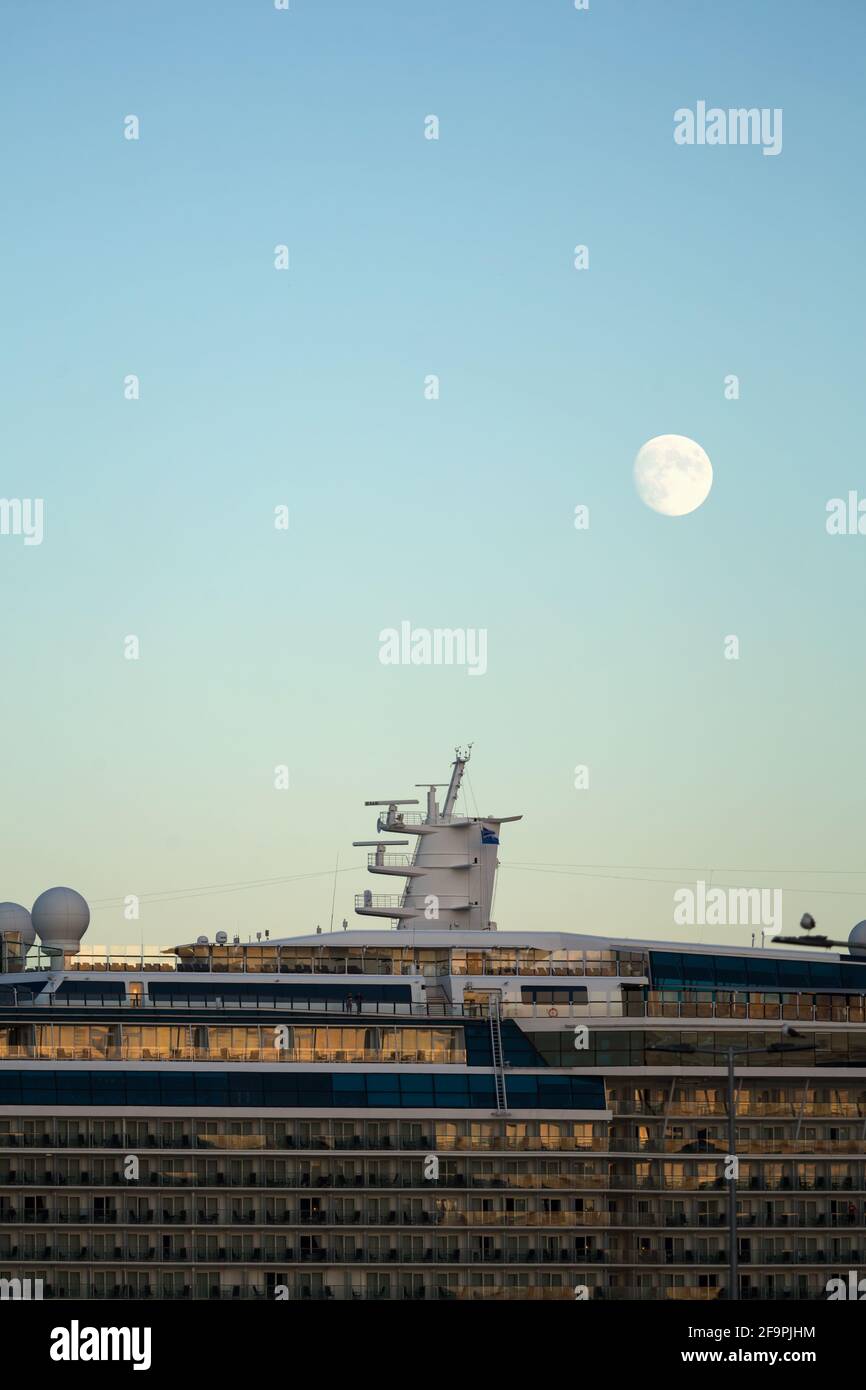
[649,953,683,987]
[504,1077,536,1102]
[746,958,779,987]
[400,1077,435,1102]
[679,955,716,987]
[808,962,842,989]
[537,1076,570,1105]
[366,1073,398,1088]
[571,1078,606,1108]
[719,957,749,988]
[2,1069,606,1109]
[332,1073,365,1093]
[431,1074,468,1093]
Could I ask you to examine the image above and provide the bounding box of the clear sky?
[1,0,865,952]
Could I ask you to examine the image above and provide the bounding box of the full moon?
[634,434,713,516]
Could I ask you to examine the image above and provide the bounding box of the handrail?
[0,997,490,1017]
[502,1001,866,1024]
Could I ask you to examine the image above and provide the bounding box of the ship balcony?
[376,813,471,836]
[378,813,471,827]
[367,854,471,873]
[353,895,415,920]
[366,856,426,879]
[354,894,472,918]
[376,814,436,837]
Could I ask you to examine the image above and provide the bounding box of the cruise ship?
[0,749,864,1303]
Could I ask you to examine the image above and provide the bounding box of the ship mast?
[354,746,521,931]
[442,745,472,819]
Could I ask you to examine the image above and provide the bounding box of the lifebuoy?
[547,1007,559,1018]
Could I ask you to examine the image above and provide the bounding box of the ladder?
[488,995,509,1113]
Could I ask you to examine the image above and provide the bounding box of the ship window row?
[0,1071,607,1110]
[607,1083,866,1119]
[0,1117,599,1152]
[0,1268,837,1300]
[0,1154,609,1185]
[162,946,648,978]
[0,1156,617,1189]
[2,1232,864,1265]
[507,993,866,1023]
[1,1192,862,1228]
[639,990,866,1023]
[1,1162,866,1195]
[0,1196,645,1225]
[520,988,589,1004]
[451,951,646,977]
[1,1157,864,1192]
[0,1025,465,1065]
[0,1270,582,1300]
[650,952,866,993]
[529,1029,866,1068]
[24,946,649,982]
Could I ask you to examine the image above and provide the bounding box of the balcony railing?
[355,896,407,910]
[0,996,489,1016]
[18,949,648,978]
[503,1000,866,1024]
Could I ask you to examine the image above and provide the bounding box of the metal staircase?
[488,996,509,1113]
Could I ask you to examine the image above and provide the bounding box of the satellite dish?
[849,921,866,957]
[215,931,228,945]
[31,887,90,955]
[0,904,36,947]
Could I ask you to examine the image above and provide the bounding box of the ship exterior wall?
[0,1078,862,1301]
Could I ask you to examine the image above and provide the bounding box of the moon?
[634,434,713,516]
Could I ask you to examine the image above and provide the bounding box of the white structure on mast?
[353,747,521,931]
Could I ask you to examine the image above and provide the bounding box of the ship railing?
[19,952,649,977]
[22,955,175,973]
[3,992,865,1023]
[612,1102,866,1119]
[8,1240,866,1270]
[377,813,472,827]
[9,996,492,1017]
[0,1123,861,1157]
[502,1000,866,1023]
[0,1045,467,1065]
[45,1284,581,1302]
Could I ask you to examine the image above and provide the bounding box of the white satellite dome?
[31,886,90,954]
[848,921,866,958]
[0,903,36,947]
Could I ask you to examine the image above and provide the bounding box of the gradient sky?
[1,1,865,953]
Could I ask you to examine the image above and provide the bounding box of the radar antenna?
[442,744,472,818]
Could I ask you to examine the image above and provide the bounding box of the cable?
[508,859,866,875]
[82,857,866,915]
[503,864,866,899]
[87,865,362,912]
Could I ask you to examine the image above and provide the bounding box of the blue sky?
[1,0,865,950]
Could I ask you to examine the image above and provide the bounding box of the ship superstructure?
[354,746,520,931]
[0,751,864,1301]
